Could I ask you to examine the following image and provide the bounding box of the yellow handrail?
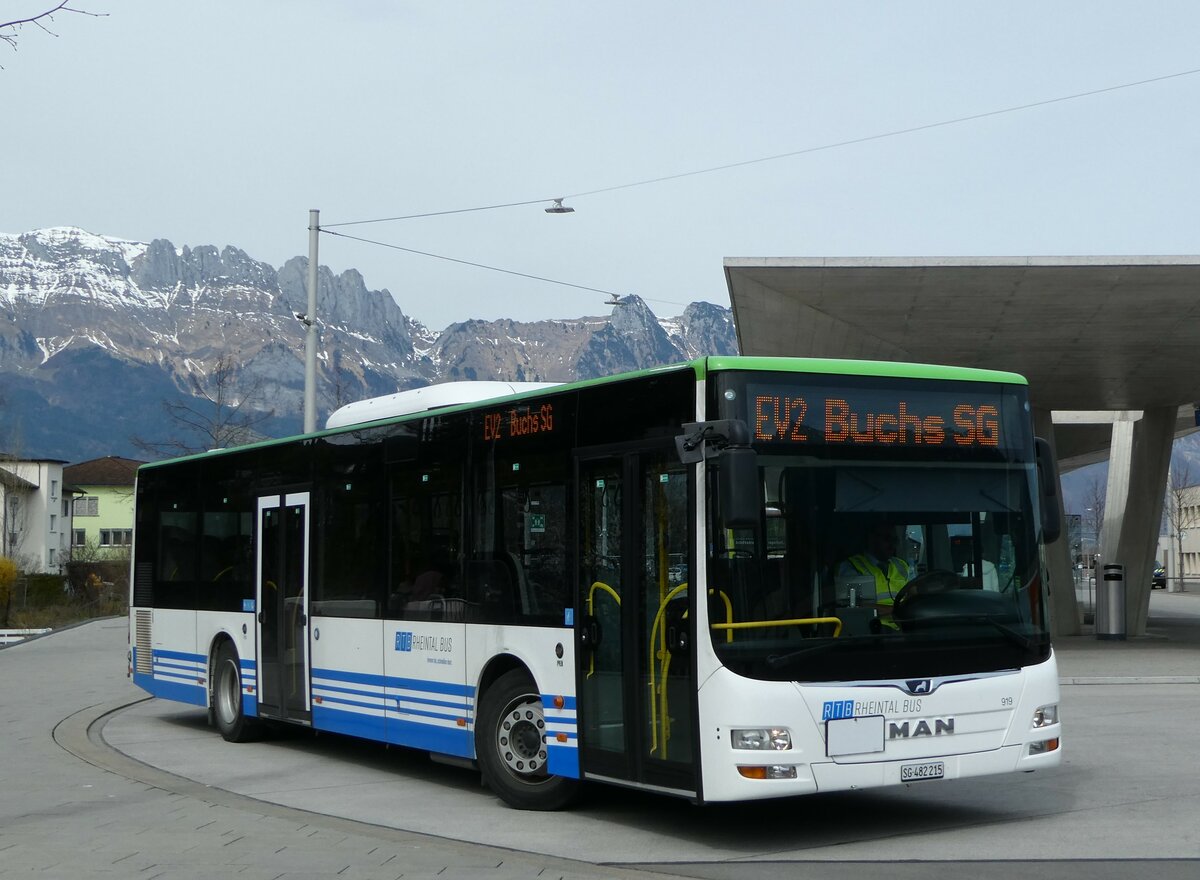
[647,582,689,757]
[588,580,621,611]
[586,580,620,678]
[709,588,733,643]
[711,616,844,637]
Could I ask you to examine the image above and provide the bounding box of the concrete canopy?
[725,257,1200,412]
[724,256,1200,638]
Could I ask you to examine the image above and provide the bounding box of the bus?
[129,356,1063,810]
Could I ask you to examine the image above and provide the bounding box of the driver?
[838,522,914,628]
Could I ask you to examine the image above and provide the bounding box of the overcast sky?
[4,1,1199,330]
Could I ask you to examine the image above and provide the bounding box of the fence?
[0,628,52,646]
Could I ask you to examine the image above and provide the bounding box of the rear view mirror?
[1034,437,1062,544]
[718,446,760,528]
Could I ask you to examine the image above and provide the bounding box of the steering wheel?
[893,569,961,611]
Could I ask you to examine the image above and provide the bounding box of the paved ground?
[3,592,1199,879]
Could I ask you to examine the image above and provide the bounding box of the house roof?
[63,456,146,487]
[0,466,38,492]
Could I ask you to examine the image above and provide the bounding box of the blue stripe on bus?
[152,648,206,663]
[150,672,204,686]
[312,667,475,698]
[313,704,385,741]
[310,681,389,701]
[319,694,466,725]
[134,671,207,707]
[311,705,474,758]
[547,743,580,778]
[313,694,389,714]
[154,660,203,675]
[543,694,577,711]
[313,681,467,712]
[386,716,473,758]
[242,694,258,718]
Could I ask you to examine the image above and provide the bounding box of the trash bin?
[1095,563,1126,640]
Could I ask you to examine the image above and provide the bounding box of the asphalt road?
[4,593,1199,879]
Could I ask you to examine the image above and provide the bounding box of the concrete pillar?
[1111,407,1175,636]
[1035,408,1079,636]
[1099,414,1135,567]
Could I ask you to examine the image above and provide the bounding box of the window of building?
[74,496,99,517]
[50,514,57,532]
[100,529,132,547]
[51,480,58,499]
[73,529,86,546]
[49,548,56,565]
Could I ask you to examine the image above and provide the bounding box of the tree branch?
[1,3,106,53]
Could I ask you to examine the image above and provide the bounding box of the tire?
[476,669,579,810]
[213,641,260,743]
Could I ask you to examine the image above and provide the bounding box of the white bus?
[129,356,1063,810]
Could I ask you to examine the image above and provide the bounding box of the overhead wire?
[320,229,689,309]
[318,65,1200,306]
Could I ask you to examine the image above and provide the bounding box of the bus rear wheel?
[213,641,259,743]
[476,669,578,810]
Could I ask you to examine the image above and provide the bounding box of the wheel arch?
[206,631,239,722]
[476,652,535,708]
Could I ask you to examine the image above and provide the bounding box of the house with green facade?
[63,457,145,561]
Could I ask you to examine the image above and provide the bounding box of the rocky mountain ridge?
[0,227,737,461]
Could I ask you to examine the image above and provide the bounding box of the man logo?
[906,679,931,694]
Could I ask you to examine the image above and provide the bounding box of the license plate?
[900,761,944,782]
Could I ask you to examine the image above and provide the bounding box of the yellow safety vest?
[847,555,911,610]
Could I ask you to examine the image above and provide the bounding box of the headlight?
[731,727,792,750]
[1032,705,1058,728]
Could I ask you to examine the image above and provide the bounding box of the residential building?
[1157,482,1200,590]
[63,457,145,562]
[0,455,71,573]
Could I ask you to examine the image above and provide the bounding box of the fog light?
[738,764,798,779]
[1032,705,1058,728]
[731,728,792,750]
[1029,738,1060,755]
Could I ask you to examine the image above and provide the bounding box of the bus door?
[576,448,696,797]
[255,491,312,724]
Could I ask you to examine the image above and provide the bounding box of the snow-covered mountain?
[0,227,737,461]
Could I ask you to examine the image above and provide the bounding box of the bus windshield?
[706,371,1050,683]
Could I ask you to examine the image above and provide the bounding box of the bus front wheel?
[476,669,578,810]
[213,641,259,743]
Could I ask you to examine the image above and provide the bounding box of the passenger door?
[255,491,312,723]
[576,447,696,797]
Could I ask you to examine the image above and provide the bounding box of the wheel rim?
[494,692,549,783]
[216,657,240,725]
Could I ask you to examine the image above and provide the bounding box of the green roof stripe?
[139,356,1025,472]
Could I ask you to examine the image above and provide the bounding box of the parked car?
[1152,561,1167,589]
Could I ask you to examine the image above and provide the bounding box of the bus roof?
[139,356,1027,471]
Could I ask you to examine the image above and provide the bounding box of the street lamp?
[304,209,320,434]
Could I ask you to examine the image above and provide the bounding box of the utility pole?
[304,209,319,434]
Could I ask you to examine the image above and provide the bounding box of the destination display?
[482,402,555,442]
[745,382,1021,451]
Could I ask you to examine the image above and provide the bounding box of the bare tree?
[1082,474,1106,566]
[1,2,105,58]
[133,356,275,458]
[1164,459,1200,591]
